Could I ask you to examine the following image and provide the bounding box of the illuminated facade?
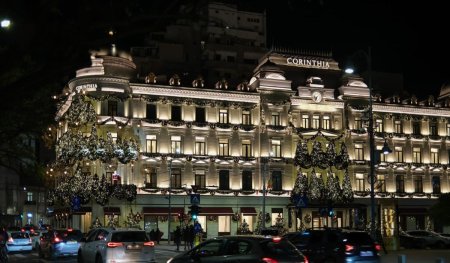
[53,48,450,245]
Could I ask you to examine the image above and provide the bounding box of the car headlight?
[167,258,173,263]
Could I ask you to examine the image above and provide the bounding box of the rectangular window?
[354,117,362,129]
[431,148,439,164]
[145,168,157,188]
[376,145,386,162]
[447,124,450,136]
[146,104,157,120]
[146,135,157,153]
[242,170,252,191]
[396,175,405,193]
[394,120,402,133]
[432,176,441,194]
[322,116,330,130]
[219,170,230,190]
[242,110,251,125]
[413,122,421,135]
[195,137,206,155]
[171,105,182,121]
[356,173,365,191]
[430,122,437,136]
[375,119,383,132]
[312,115,320,129]
[218,216,231,233]
[395,146,403,162]
[219,138,229,156]
[107,101,118,116]
[271,113,280,126]
[27,192,33,202]
[271,139,281,157]
[195,170,206,189]
[219,109,229,123]
[302,115,309,128]
[377,174,386,192]
[110,132,117,143]
[414,177,423,193]
[195,107,206,123]
[171,135,182,154]
[170,168,181,188]
[354,144,364,160]
[241,140,252,157]
[271,171,282,191]
[413,147,421,163]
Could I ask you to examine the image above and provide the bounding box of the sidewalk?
[154,241,190,252]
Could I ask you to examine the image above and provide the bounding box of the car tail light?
[272,237,282,243]
[304,256,309,263]
[29,238,32,244]
[53,237,61,243]
[67,228,73,232]
[21,228,25,232]
[7,237,14,243]
[345,244,355,252]
[144,241,155,247]
[374,243,381,251]
[107,242,123,248]
[262,257,278,263]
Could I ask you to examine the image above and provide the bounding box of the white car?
[6,231,33,252]
[77,228,156,263]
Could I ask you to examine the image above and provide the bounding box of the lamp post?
[345,47,391,239]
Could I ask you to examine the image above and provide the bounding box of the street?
[6,247,450,263]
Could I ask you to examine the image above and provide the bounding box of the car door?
[190,239,226,263]
[82,229,100,262]
[222,239,255,263]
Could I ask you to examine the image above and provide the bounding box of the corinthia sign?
[286,57,330,69]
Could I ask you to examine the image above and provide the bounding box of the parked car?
[31,230,47,250]
[167,235,309,263]
[77,227,156,263]
[6,231,33,252]
[406,230,450,248]
[39,228,83,259]
[284,228,381,263]
[399,231,426,249]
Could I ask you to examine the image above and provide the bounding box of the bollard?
[398,254,406,263]
[436,258,444,263]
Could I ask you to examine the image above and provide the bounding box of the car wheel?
[436,241,445,249]
[95,254,103,263]
[77,250,84,263]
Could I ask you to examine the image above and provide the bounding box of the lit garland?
[64,95,97,126]
[123,209,142,228]
[308,169,323,200]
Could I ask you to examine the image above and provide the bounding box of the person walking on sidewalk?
[174,226,181,251]
[183,225,189,250]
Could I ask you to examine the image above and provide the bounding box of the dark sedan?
[167,235,309,263]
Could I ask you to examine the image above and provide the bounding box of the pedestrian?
[156,228,161,244]
[188,224,195,249]
[174,226,181,251]
[183,226,189,250]
[149,229,155,241]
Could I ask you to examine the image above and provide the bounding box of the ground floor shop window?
[242,215,254,232]
[197,216,207,233]
[218,216,230,234]
[144,216,158,231]
[104,214,120,228]
[80,212,91,233]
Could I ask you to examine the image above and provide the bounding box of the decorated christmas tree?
[326,171,341,202]
[308,169,322,200]
[238,219,251,234]
[254,212,263,235]
[291,168,308,198]
[342,169,354,204]
[273,213,287,236]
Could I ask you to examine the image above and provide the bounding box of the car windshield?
[111,231,149,242]
[343,232,374,245]
[11,232,29,239]
[56,230,83,241]
[259,239,302,259]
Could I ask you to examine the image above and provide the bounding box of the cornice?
[290,98,345,108]
[131,85,260,103]
[373,104,450,117]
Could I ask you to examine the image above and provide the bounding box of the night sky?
[1,0,448,98]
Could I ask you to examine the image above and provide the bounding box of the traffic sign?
[294,195,308,208]
[190,194,200,204]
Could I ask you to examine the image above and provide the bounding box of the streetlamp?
[168,148,179,245]
[345,47,391,239]
[1,19,11,29]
